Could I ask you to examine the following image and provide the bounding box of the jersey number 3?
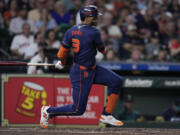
[72,38,80,53]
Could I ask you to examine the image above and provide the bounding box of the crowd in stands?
[1,0,180,63]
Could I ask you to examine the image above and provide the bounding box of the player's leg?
[48,65,95,116]
[40,65,95,128]
[48,67,95,116]
[94,65,123,113]
[93,65,123,126]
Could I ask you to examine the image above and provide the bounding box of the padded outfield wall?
[0,74,105,127]
[0,62,180,128]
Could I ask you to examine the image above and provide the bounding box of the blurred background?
[0,0,180,128]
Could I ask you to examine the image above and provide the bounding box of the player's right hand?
[55,60,64,70]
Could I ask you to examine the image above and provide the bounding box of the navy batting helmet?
[80,5,101,21]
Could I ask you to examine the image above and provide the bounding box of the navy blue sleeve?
[62,29,72,48]
[94,30,104,47]
[94,29,105,52]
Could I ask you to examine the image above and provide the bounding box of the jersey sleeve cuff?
[62,41,71,49]
[98,46,105,54]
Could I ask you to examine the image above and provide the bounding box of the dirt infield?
[0,127,180,135]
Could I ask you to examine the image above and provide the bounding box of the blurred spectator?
[101,12,122,40]
[51,0,71,25]
[116,7,130,28]
[35,8,58,34]
[136,0,147,12]
[63,0,74,12]
[176,17,180,35]
[10,23,34,59]
[115,94,141,121]
[46,0,55,12]
[160,0,170,5]
[125,15,136,27]
[104,1,115,14]
[156,46,168,62]
[170,35,180,61]
[113,0,125,12]
[3,0,19,27]
[45,29,61,49]
[1,0,180,64]
[120,15,136,33]
[138,8,159,41]
[28,0,36,10]
[121,24,144,59]
[153,2,162,21]
[128,49,143,62]
[104,49,119,61]
[145,32,160,60]
[24,32,43,60]
[68,0,82,25]
[159,21,176,46]
[164,12,173,22]
[122,0,132,9]
[27,42,46,74]
[0,12,4,28]
[161,98,180,122]
[96,1,106,13]
[157,12,173,37]
[18,0,34,11]
[28,0,45,23]
[101,11,122,53]
[9,4,37,34]
[0,0,5,13]
[129,1,144,27]
[167,0,180,18]
[84,0,97,6]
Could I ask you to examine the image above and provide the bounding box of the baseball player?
[40,5,123,128]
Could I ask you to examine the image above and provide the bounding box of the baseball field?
[0,127,180,135]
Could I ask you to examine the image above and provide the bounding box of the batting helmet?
[80,5,101,21]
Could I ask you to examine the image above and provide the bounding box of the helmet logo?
[85,11,92,15]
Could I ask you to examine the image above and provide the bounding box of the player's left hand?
[55,60,64,70]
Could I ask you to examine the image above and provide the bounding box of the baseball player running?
[40,5,123,128]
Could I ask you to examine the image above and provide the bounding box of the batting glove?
[55,60,64,70]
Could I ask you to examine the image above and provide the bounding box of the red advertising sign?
[2,75,105,125]
[4,77,54,124]
[54,78,105,125]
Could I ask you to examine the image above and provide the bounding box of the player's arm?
[94,29,105,54]
[57,43,71,66]
[56,30,72,69]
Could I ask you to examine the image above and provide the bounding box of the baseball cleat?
[40,106,50,128]
[99,115,124,126]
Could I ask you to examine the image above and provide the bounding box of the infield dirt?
[0,127,180,135]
